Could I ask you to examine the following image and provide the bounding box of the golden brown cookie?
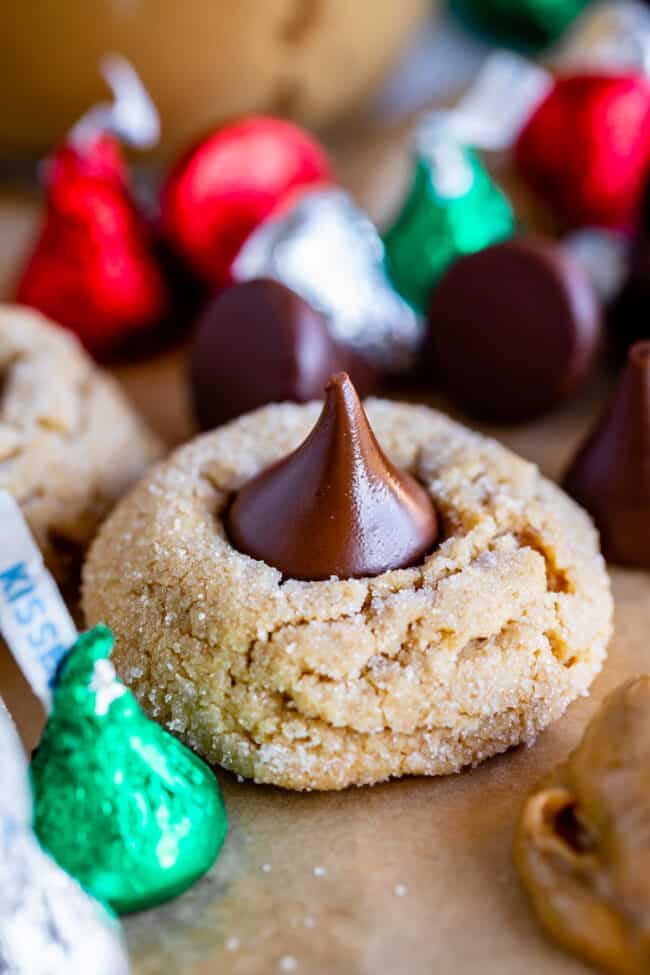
[83,398,612,791]
[0,304,162,594]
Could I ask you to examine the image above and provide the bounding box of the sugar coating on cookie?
[83,399,613,791]
[0,304,162,590]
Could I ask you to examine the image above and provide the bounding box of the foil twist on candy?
[30,625,228,914]
[383,117,515,313]
[232,186,422,373]
[451,0,593,50]
[549,1,650,76]
[0,699,130,975]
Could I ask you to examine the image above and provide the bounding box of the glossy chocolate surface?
[227,372,438,580]
[565,341,650,567]
[191,279,375,430]
[427,237,602,423]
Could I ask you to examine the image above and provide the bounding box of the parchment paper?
[1,119,648,975]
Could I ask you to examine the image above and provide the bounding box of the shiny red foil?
[160,116,332,287]
[17,135,167,358]
[516,73,650,231]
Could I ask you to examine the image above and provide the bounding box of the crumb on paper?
[279,956,298,971]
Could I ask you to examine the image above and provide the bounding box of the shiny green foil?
[30,626,227,915]
[383,147,515,314]
[451,0,593,50]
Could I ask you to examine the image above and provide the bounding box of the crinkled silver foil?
[0,700,130,975]
[232,187,424,373]
[563,229,629,304]
[549,1,650,75]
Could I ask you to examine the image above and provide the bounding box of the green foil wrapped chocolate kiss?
[30,625,227,915]
[383,133,514,314]
[451,0,593,50]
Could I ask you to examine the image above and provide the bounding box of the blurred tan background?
[0,0,434,157]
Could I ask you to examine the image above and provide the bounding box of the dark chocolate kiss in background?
[607,252,650,360]
[564,341,650,568]
[606,173,650,360]
[427,237,602,424]
[190,278,376,430]
[227,372,438,581]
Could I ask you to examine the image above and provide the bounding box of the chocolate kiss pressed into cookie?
[564,341,650,567]
[227,372,438,580]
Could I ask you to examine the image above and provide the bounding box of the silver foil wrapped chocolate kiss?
[0,698,130,975]
[232,186,423,373]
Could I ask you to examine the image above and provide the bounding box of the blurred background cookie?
[0,304,162,597]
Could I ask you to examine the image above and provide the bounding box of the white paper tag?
[0,492,77,711]
[443,51,553,151]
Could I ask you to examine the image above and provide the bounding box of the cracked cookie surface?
[83,399,613,790]
[0,304,162,593]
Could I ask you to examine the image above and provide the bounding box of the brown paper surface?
[1,121,649,975]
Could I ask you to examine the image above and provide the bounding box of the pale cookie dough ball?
[83,400,612,791]
[0,304,162,595]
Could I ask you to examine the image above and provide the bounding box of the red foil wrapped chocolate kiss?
[17,135,168,359]
[515,73,650,230]
[17,58,167,358]
[160,116,332,287]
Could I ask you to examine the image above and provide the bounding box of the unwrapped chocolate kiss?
[227,373,438,580]
[564,340,650,567]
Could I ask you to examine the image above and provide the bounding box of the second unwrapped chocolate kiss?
[227,373,438,580]
[564,341,650,567]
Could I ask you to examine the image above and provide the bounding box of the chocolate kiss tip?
[227,373,439,581]
[564,339,650,568]
[327,370,352,391]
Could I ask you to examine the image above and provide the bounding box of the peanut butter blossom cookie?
[84,375,612,791]
[0,304,162,591]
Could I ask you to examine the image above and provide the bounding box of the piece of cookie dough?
[0,304,162,594]
[83,398,612,790]
[515,678,650,975]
